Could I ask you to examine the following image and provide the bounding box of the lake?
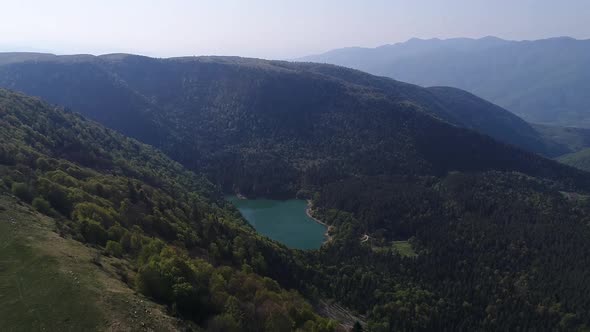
[226,196,326,250]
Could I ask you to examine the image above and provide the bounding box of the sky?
[1,0,589,59]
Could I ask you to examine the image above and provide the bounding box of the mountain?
[0,53,576,192]
[299,37,590,128]
[0,89,335,331]
[425,86,566,155]
[4,55,590,330]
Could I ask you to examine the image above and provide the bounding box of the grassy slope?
[534,124,590,155]
[0,195,179,332]
[558,148,590,172]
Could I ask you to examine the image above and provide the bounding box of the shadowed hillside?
[0,54,583,199]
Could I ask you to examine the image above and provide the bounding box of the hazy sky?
[1,0,589,59]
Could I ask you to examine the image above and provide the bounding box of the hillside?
[300,37,590,128]
[0,195,179,331]
[534,124,590,154]
[0,53,566,159]
[558,148,590,172]
[0,89,336,331]
[3,68,590,330]
[5,56,590,330]
[0,54,583,199]
[425,86,567,155]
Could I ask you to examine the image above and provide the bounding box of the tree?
[32,197,52,215]
[72,202,117,228]
[46,185,72,215]
[80,219,108,245]
[264,312,293,332]
[105,240,123,257]
[208,313,241,332]
[11,182,32,202]
[352,321,363,332]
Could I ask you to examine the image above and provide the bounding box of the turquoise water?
[227,196,326,250]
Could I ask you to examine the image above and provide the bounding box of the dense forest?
[0,53,573,159]
[313,173,590,330]
[0,90,336,331]
[0,54,587,198]
[3,54,590,331]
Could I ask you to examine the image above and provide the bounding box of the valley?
[3,2,590,331]
[1,51,590,331]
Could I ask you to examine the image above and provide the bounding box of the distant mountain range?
[299,36,590,128]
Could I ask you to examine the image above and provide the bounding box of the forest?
[0,90,335,331]
[3,55,590,331]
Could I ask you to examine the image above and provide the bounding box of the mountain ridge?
[299,36,590,128]
[0,52,571,160]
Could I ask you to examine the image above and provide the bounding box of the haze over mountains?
[300,37,590,128]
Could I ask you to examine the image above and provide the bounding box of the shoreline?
[306,200,334,244]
